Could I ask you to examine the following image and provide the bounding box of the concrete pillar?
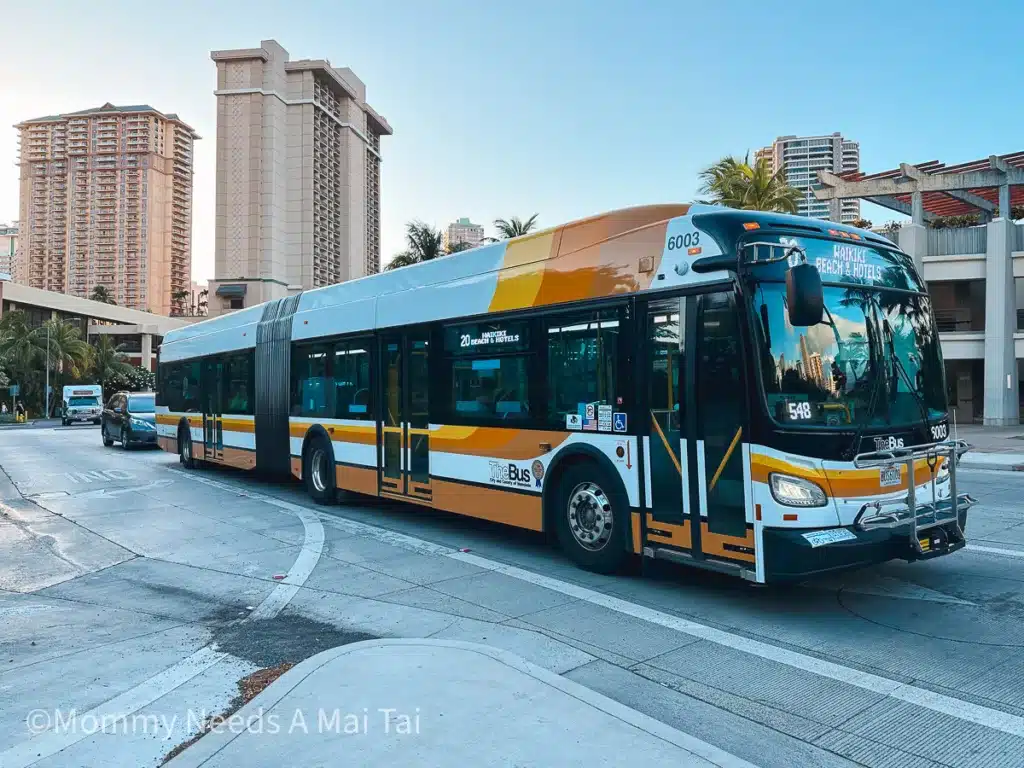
[898,223,928,276]
[982,217,1018,425]
[999,183,1011,218]
[911,191,925,225]
[141,333,153,372]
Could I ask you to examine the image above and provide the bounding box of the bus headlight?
[769,473,828,507]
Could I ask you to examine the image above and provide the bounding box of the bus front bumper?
[762,493,974,582]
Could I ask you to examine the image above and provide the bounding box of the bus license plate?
[880,465,902,488]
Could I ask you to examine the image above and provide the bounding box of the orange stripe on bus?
[289,421,377,445]
[430,479,543,531]
[431,426,569,460]
[699,522,755,563]
[750,453,942,499]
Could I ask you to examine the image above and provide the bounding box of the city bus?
[155,203,974,583]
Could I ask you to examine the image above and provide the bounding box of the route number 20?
[667,232,700,250]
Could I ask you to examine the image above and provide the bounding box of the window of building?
[291,344,332,417]
[333,341,372,419]
[546,309,621,428]
[444,319,531,423]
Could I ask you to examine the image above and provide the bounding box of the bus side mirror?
[786,263,823,326]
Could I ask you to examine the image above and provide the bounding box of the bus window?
[444,319,532,423]
[181,360,201,413]
[451,357,529,420]
[224,352,253,415]
[333,342,372,420]
[546,309,620,428]
[291,344,333,417]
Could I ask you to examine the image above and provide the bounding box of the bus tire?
[304,434,336,505]
[554,462,628,574]
[179,426,196,469]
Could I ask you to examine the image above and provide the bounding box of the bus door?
[691,291,755,567]
[201,358,224,462]
[641,297,692,551]
[379,330,432,502]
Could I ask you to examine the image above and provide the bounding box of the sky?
[0,0,1020,282]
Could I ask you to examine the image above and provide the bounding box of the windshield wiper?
[844,311,885,460]
[880,315,932,432]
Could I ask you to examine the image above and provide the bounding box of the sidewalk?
[0,418,62,430]
[954,424,1024,470]
[167,639,754,768]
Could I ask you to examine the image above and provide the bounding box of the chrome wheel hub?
[311,448,327,493]
[567,481,613,551]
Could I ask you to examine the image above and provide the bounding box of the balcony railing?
[934,308,977,333]
[927,225,987,256]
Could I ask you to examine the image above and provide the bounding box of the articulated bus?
[156,204,974,583]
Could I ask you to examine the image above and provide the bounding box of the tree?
[91,335,133,383]
[384,221,446,270]
[493,214,539,239]
[90,285,116,305]
[197,289,209,316]
[849,218,873,230]
[31,318,92,416]
[446,241,474,254]
[698,154,801,214]
[0,311,38,406]
[171,289,190,317]
[104,365,154,395]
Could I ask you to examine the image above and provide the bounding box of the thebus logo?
[873,436,905,451]
[488,461,531,488]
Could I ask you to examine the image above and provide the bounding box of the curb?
[167,638,757,768]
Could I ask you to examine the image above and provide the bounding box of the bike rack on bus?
[851,439,976,555]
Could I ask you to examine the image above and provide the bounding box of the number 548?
[788,402,812,420]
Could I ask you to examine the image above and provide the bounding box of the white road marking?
[966,544,1024,559]
[0,470,325,768]
[62,469,134,484]
[175,474,1024,741]
[74,479,174,499]
[0,646,227,768]
[447,552,1024,739]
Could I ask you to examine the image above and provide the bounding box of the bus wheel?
[179,427,196,469]
[554,463,627,574]
[304,435,336,505]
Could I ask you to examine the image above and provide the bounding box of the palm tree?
[0,311,38,405]
[90,285,116,305]
[198,289,209,316]
[171,289,190,317]
[446,241,474,254]
[698,154,801,214]
[493,214,539,239]
[32,318,92,415]
[91,335,132,383]
[385,252,420,270]
[384,221,446,271]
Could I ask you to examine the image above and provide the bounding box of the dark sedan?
[101,391,158,448]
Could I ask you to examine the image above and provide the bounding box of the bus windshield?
[751,282,947,429]
[68,396,99,407]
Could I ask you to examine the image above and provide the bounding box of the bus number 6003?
[667,232,700,250]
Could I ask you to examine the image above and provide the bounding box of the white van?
[62,384,103,426]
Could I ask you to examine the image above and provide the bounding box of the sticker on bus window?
[613,413,627,432]
[597,405,613,431]
[566,413,582,430]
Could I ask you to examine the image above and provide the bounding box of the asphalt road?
[1,425,1023,767]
